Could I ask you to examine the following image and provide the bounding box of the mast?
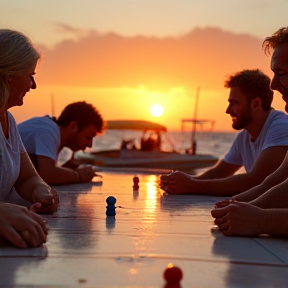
[191,86,200,154]
[50,93,55,117]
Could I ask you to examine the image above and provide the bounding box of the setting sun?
[150,104,164,117]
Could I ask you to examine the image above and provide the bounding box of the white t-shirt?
[223,110,288,172]
[18,115,60,161]
[0,112,25,201]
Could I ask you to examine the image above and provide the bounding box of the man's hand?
[160,170,195,194]
[0,203,48,248]
[76,166,97,183]
[211,201,264,237]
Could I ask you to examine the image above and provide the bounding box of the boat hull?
[76,149,218,172]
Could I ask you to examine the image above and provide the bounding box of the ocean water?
[89,130,237,159]
[59,130,238,173]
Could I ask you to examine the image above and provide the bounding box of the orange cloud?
[37,26,271,89]
[12,26,282,132]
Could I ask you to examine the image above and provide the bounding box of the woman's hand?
[0,202,48,248]
[31,185,59,214]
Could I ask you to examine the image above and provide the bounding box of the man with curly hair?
[18,101,105,185]
[160,69,288,196]
[212,26,288,237]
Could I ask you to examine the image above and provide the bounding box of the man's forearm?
[39,166,79,185]
[194,168,220,180]
[194,161,240,180]
[193,173,262,196]
[61,159,80,169]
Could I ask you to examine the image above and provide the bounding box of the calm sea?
[59,130,238,173]
[90,130,237,159]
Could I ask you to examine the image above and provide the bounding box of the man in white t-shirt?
[211,26,288,237]
[160,69,288,196]
[18,101,105,185]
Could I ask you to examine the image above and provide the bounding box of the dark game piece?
[133,176,139,189]
[106,196,116,216]
[163,265,183,288]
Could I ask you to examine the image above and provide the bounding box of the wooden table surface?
[1,170,288,287]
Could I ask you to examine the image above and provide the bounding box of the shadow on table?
[0,240,48,287]
[159,194,222,212]
[48,186,101,252]
[211,230,281,286]
[106,216,116,231]
[52,180,102,192]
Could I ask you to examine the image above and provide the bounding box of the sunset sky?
[1,0,288,131]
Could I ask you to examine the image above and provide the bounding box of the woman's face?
[6,62,37,110]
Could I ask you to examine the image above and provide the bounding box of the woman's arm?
[14,152,59,214]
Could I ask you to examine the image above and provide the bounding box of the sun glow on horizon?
[150,104,164,117]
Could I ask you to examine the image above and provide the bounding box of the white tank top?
[0,112,25,201]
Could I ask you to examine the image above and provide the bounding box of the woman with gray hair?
[0,29,58,248]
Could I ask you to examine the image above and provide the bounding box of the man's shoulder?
[18,115,56,128]
[268,109,288,120]
[265,110,288,130]
[259,110,288,145]
[18,115,58,137]
[18,115,49,124]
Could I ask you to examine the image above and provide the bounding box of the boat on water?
[75,120,218,173]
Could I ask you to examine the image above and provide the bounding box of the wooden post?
[191,86,200,154]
